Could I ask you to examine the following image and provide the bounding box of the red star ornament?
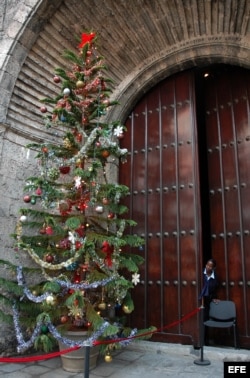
[78,32,96,48]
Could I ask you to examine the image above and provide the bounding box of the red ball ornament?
[76,133,83,142]
[53,76,61,83]
[101,150,110,158]
[45,254,54,263]
[23,195,31,203]
[59,166,70,174]
[45,226,53,235]
[108,212,115,219]
[60,315,69,324]
[35,188,42,196]
[102,198,109,205]
[41,146,48,154]
[40,106,47,113]
[39,227,46,235]
[75,241,82,250]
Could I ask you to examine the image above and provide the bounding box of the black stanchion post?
[84,346,90,378]
[194,299,211,366]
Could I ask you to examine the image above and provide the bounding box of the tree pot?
[58,328,100,373]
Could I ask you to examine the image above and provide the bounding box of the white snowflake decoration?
[113,125,123,137]
[74,176,82,189]
[68,231,76,245]
[132,272,140,286]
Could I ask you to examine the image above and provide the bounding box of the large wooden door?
[119,71,202,345]
[201,66,250,348]
[119,65,250,348]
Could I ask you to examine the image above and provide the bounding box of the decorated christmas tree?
[0,32,153,358]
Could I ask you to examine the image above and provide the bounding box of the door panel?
[120,66,250,348]
[120,71,201,345]
[203,67,250,347]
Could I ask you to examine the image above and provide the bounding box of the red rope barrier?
[0,307,200,363]
[0,346,80,363]
[94,306,200,346]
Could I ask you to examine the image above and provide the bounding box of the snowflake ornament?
[74,176,82,189]
[68,231,76,245]
[132,272,140,286]
[113,125,124,137]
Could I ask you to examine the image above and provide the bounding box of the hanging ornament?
[35,188,42,196]
[122,304,133,314]
[76,80,85,89]
[45,226,53,235]
[20,215,27,222]
[75,241,82,250]
[102,198,109,205]
[73,270,81,283]
[58,200,72,216]
[76,224,85,237]
[63,88,71,96]
[75,158,84,168]
[113,125,124,139]
[30,197,36,205]
[59,166,70,174]
[40,106,47,113]
[74,176,82,189]
[101,150,110,158]
[41,325,49,334]
[101,241,114,267]
[95,205,104,214]
[45,254,54,263]
[132,272,140,286]
[45,294,56,305]
[63,137,73,149]
[76,133,83,142]
[53,75,61,83]
[98,302,106,310]
[107,212,115,219]
[104,353,112,363]
[60,315,69,324]
[23,195,31,203]
[59,238,71,250]
[39,227,46,235]
[41,146,48,154]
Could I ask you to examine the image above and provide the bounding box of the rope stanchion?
[194,299,211,366]
[0,307,200,365]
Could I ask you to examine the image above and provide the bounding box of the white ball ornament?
[46,294,56,305]
[63,88,71,96]
[95,205,104,214]
[20,215,27,222]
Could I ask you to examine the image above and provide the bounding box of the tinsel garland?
[12,303,110,352]
[22,245,82,270]
[17,266,118,301]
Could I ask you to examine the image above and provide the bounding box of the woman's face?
[205,260,214,274]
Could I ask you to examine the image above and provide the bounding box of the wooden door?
[119,71,202,345]
[201,66,250,348]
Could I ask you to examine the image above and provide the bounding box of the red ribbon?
[0,307,200,363]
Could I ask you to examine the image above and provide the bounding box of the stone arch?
[108,38,250,123]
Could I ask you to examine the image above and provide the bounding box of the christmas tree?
[0,31,154,357]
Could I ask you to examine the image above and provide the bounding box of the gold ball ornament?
[98,302,106,310]
[76,80,85,88]
[104,353,112,363]
[122,304,133,314]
